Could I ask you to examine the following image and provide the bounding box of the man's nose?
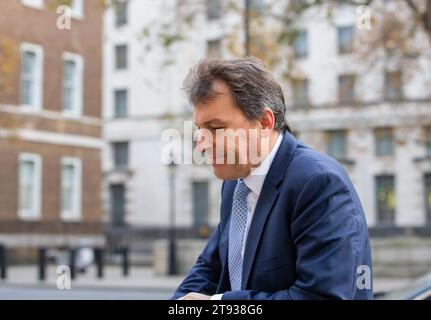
[195,131,213,154]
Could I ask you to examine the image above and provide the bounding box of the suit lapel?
[241,182,279,289]
[240,131,298,290]
[219,131,298,291]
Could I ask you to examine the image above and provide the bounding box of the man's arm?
[170,223,222,300]
[221,171,367,300]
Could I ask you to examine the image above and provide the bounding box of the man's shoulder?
[284,142,352,190]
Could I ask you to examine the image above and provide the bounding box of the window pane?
[292,78,309,107]
[250,0,264,12]
[206,0,221,20]
[61,164,75,212]
[110,184,125,226]
[338,75,355,104]
[20,51,36,105]
[113,142,129,168]
[425,174,431,224]
[114,89,128,118]
[337,26,354,54]
[327,130,347,159]
[376,176,396,224]
[206,39,221,58]
[385,71,403,101]
[116,1,128,27]
[115,45,128,69]
[426,128,431,157]
[19,160,35,210]
[293,30,307,58]
[62,60,77,111]
[375,128,394,156]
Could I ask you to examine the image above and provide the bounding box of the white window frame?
[60,157,82,221]
[62,52,84,118]
[70,0,84,19]
[18,153,42,220]
[21,0,44,9]
[20,43,44,111]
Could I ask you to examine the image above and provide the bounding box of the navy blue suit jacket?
[172,131,373,300]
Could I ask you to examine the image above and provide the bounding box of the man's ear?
[259,108,275,133]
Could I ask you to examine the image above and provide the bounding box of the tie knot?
[234,179,251,200]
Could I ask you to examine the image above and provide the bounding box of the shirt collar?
[242,132,284,197]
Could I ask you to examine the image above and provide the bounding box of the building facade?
[103,0,226,251]
[0,0,104,262]
[102,0,431,264]
[286,3,431,236]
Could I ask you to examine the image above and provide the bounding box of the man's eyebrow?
[202,119,228,126]
[193,119,228,128]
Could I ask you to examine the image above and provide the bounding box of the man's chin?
[212,164,242,180]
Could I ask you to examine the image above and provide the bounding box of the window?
[375,128,394,156]
[250,0,265,13]
[426,127,431,157]
[62,52,83,117]
[18,153,42,220]
[375,175,396,225]
[424,174,431,224]
[192,181,209,229]
[20,43,43,110]
[206,0,221,20]
[384,71,403,101]
[70,0,84,18]
[21,0,44,9]
[60,157,82,221]
[113,142,129,168]
[115,44,128,70]
[110,184,126,226]
[291,0,303,11]
[293,30,307,59]
[115,0,128,27]
[114,89,128,118]
[337,26,354,54]
[206,39,221,58]
[327,130,347,159]
[292,78,309,107]
[338,74,356,104]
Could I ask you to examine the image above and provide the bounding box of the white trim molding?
[21,0,44,9]
[18,129,103,149]
[0,104,101,126]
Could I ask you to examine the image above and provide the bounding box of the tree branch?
[405,0,420,14]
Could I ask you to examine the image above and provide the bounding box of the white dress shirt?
[211,133,284,300]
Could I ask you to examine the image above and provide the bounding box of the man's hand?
[177,293,212,300]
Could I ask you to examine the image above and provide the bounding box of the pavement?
[0,265,416,299]
[0,265,183,299]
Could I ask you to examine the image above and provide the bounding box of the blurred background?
[0,0,431,299]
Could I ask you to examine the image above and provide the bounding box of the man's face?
[193,81,262,180]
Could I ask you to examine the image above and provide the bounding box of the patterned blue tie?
[228,179,251,291]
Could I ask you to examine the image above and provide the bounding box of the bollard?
[121,247,129,277]
[69,248,76,280]
[0,244,6,280]
[94,247,104,279]
[38,247,47,281]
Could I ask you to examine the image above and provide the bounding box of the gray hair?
[183,57,291,132]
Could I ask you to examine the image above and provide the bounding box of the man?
[171,58,373,300]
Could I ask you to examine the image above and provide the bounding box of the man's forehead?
[193,110,228,127]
